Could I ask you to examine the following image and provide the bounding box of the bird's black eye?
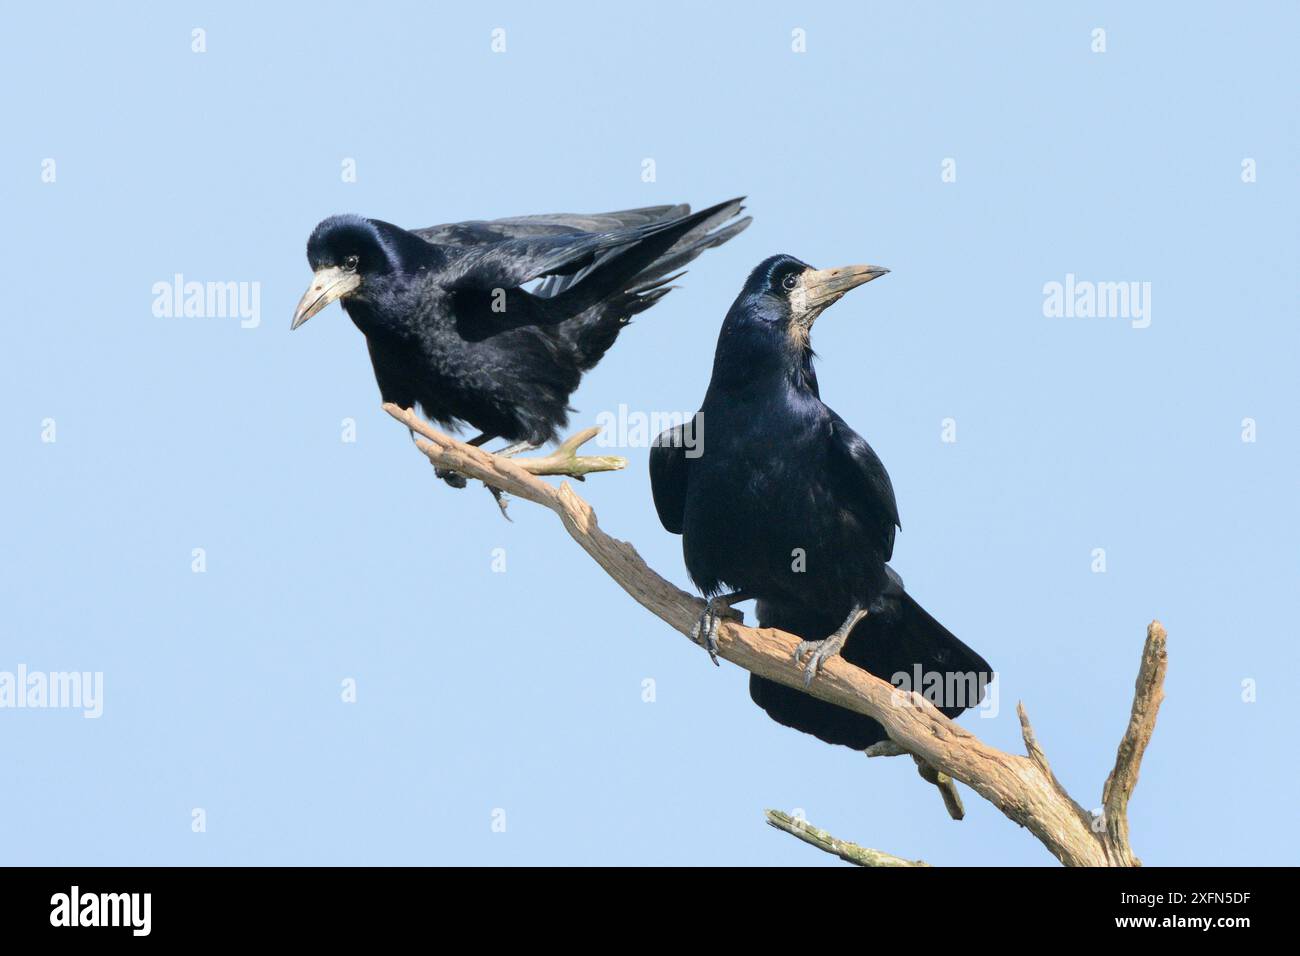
[343,254,360,272]
[781,272,798,291]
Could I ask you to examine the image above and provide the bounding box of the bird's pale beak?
[800,264,890,312]
[788,264,888,344]
[291,266,361,330]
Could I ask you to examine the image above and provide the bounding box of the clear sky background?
[2,2,1297,866]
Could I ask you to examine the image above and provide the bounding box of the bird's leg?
[492,441,537,459]
[690,591,750,666]
[481,439,537,519]
[794,604,868,687]
[433,432,493,490]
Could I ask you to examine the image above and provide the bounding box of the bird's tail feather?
[749,588,993,751]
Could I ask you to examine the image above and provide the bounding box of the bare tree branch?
[385,406,1167,867]
[864,744,964,820]
[764,810,929,867]
[912,756,966,821]
[400,408,626,479]
[1101,621,1168,866]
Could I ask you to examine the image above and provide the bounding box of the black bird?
[291,200,750,474]
[649,255,992,749]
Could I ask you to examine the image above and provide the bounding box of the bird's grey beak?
[788,264,888,344]
[291,266,361,330]
[800,264,889,312]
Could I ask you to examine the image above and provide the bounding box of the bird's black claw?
[434,466,468,489]
[794,640,821,686]
[691,597,743,666]
[488,486,513,522]
[689,611,718,664]
[794,636,846,687]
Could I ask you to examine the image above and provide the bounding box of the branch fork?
[385,404,626,483]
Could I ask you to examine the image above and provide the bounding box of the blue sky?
[2,1,1296,865]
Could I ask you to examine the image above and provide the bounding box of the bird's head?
[714,254,889,376]
[291,215,434,330]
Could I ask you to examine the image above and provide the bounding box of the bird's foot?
[794,604,869,687]
[432,434,531,513]
[690,592,748,666]
[793,634,850,686]
[488,485,513,522]
[482,439,533,518]
[433,465,468,489]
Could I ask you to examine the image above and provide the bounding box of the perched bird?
[291,200,750,472]
[649,255,992,749]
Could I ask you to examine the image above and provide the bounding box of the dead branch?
[764,810,929,867]
[1101,622,1168,865]
[385,405,1167,867]
[863,744,964,819]
[912,756,966,821]
[401,409,626,479]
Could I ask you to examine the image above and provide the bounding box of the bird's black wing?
[413,205,688,292]
[534,199,747,300]
[649,423,693,535]
[430,200,746,294]
[411,204,689,246]
[434,230,651,291]
[826,414,901,561]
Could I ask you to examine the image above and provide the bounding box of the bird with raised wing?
[292,199,750,502]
